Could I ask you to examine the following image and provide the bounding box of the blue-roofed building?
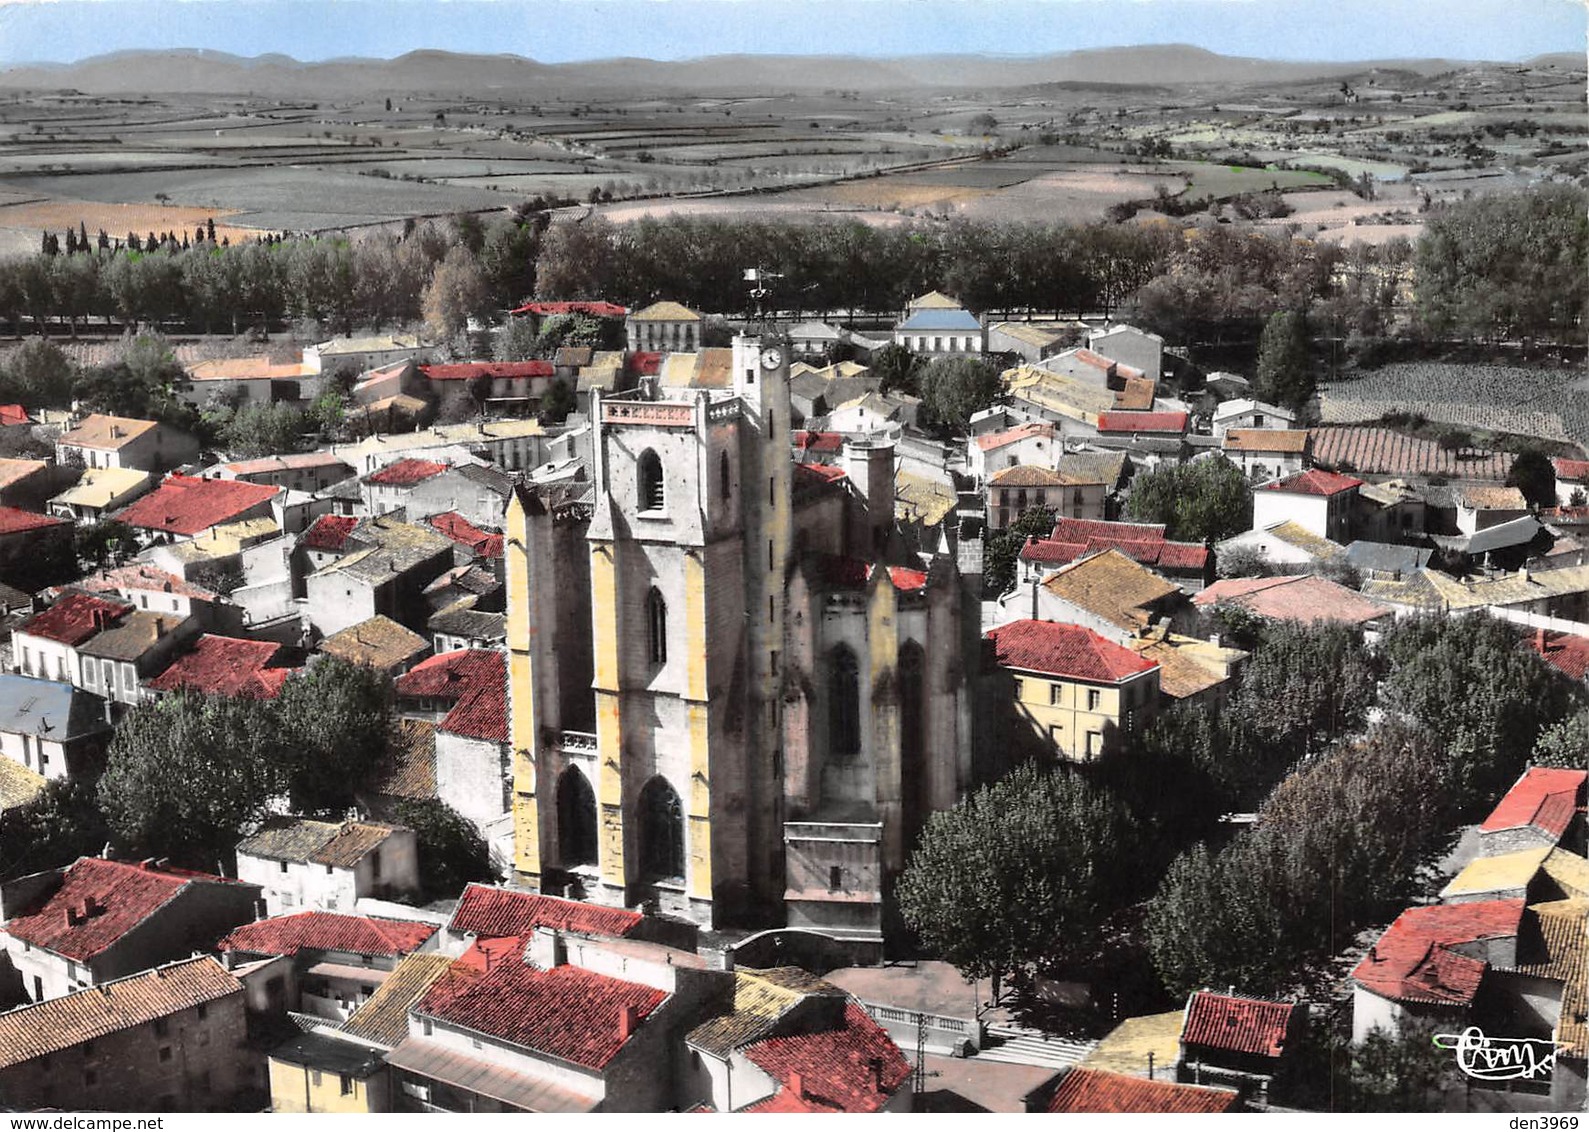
[894,298,986,357]
[0,674,111,783]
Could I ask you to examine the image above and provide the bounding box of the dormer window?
[638,449,664,512]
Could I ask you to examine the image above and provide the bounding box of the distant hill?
[0,44,1555,97]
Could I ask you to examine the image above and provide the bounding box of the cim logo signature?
[1432,1026,1566,1082]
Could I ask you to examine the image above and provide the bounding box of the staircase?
[970,1022,1098,1071]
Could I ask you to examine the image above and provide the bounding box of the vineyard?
[1318,363,1589,451]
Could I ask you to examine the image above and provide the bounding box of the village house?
[0,673,111,782]
[1088,324,1165,383]
[304,334,430,376]
[333,419,552,477]
[1221,429,1311,480]
[440,884,650,956]
[55,414,200,474]
[999,546,1192,640]
[1032,1068,1238,1113]
[0,506,74,590]
[1126,625,1248,711]
[48,466,153,523]
[145,634,297,700]
[428,603,508,654]
[893,293,985,356]
[788,361,876,424]
[218,910,439,1022]
[319,615,431,675]
[509,300,627,339]
[361,459,511,532]
[0,857,262,1003]
[11,590,135,686]
[1251,469,1363,543]
[1554,457,1589,507]
[627,301,703,353]
[1194,574,1394,631]
[1363,564,1589,622]
[419,360,559,415]
[181,356,318,408]
[984,619,1161,762]
[267,1029,393,1114]
[302,514,456,638]
[1211,398,1296,438]
[75,606,199,708]
[208,452,356,494]
[986,465,1107,530]
[987,321,1064,363]
[1215,520,1346,573]
[1177,991,1305,1101]
[71,563,241,632]
[970,422,1058,480]
[1476,767,1587,856]
[235,816,420,916]
[0,956,258,1112]
[114,473,282,545]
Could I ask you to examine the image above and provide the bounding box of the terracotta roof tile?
[989,465,1065,487]
[0,957,242,1070]
[1194,574,1392,627]
[1046,1068,1238,1113]
[300,514,359,551]
[416,959,664,1069]
[1352,900,1525,1006]
[1039,548,1182,631]
[1480,768,1587,839]
[311,822,405,868]
[0,507,67,537]
[986,619,1158,682]
[57,414,159,451]
[686,968,845,1058]
[793,431,844,454]
[0,404,30,428]
[741,1002,911,1113]
[319,616,429,670]
[631,301,701,322]
[15,591,132,646]
[1517,898,1587,1053]
[146,634,292,698]
[397,650,507,742]
[1097,410,1187,434]
[115,474,279,536]
[509,300,627,318]
[975,422,1054,452]
[1224,428,1310,454]
[1310,427,1514,480]
[368,719,437,801]
[1554,457,1589,483]
[364,458,450,487]
[427,512,504,558]
[4,857,239,961]
[1181,991,1300,1058]
[1113,377,1157,411]
[219,911,435,957]
[1261,469,1363,497]
[447,884,642,940]
[420,361,554,381]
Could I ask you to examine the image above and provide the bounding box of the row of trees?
[0,658,492,900]
[897,613,1583,1009]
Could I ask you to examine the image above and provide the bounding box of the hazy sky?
[0,0,1581,66]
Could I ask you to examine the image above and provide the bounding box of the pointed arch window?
[828,645,861,757]
[557,767,598,868]
[647,587,668,666]
[638,449,665,511]
[638,776,685,882]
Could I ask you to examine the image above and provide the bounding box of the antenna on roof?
[742,267,782,331]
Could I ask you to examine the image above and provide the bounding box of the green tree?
[1254,309,1314,411]
[981,505,1056,598]
[1124,456,1251,542]
[221,402,307,459]
[1505,448,1556,509]
[422,246,490,342]
[1228,621,1379,765]
[1533,706,1589,769]
[0,779,112,882]
[917,355,1002,434]
[534,216,618,300]
[493,318,540,362]
[74,519,139,570]
[274,657,394,815]
[394,798,493,899]
[539,379,576,425]
[870,343,921,397]
[2,338,77,409]
[98,693,284,868]
[897,761,1138,999]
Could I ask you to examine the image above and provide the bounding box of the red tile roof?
[365,458,450,487]
[815,554,927,593]
[0,404,30,428]
[1097,411,1187,434]
[427,512,504,558]
[300,514,359,551]
[627,351,664,377]
[5,857,236,961]
[1480,767,1587,839]
[741,1002,911,1113]
[509,301,627,318]
[1351,900,1524,1006]
[1021,522,1208,573]
[0,506,64,538]
[1019,538,1089,565]
[115,474,280,536]
[421,361,555,381]
[975,422,1054,452]
[1181,992,1300,1058]
[1553,457,1589,482]
[795,463,847,485]
[1072,348,1118,373]
[793,431,844,454]
[218,911,436,958]
[1052,517,1166,543]
[447,883,642,940]
[396,649,507,742]
[416,959,664,1069]
[1262,468,1363,497]
[17,591,132,646]
[1046,1068,1238,1114]
[1531,632,1589,682]
[985,619,1158,682]
[146,634,292,699]
[1194,574,1392,627]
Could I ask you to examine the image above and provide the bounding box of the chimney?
[868,1057,885,1093]
[1536,626,1547,652]
[617,1004,640,1040]
[789,1070,805,1101]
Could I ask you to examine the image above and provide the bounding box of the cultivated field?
[1319,363,1589,449]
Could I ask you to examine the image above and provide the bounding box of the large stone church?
[504,331,979,942]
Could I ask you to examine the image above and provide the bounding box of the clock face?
[760,347,783,371]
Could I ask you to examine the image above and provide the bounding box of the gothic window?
[557,767,598,867]
[828,645,861,758]
[638,449,665,511]
[638,776,685,882]
[647,588,668,666]
[719,450,732,502]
